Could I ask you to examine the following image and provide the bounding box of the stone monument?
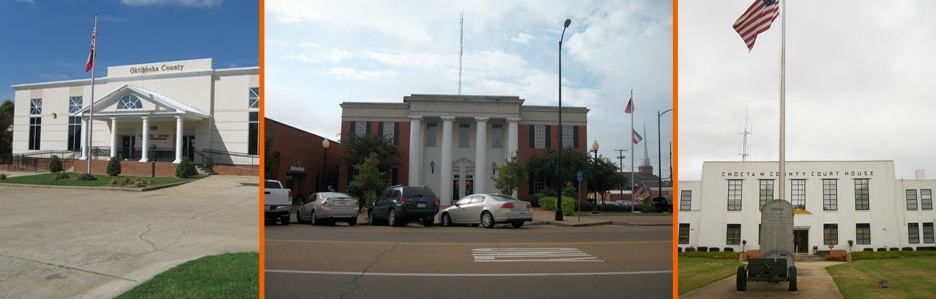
[737,199,797,291]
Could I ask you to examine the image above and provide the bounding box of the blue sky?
[265,0,673,179]
[0,0,258,102]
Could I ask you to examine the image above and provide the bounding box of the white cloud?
[120,0,223,7]
[511,32,532,44]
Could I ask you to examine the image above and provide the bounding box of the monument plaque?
[737,199,797,291]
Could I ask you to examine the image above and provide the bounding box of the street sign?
[577,171,583,182]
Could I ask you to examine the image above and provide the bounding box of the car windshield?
[404,187,435,198]
[264,181,280,188]
[490,195,516,202]
[324,192,351,200]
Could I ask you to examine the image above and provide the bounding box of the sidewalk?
[529,208,672,227]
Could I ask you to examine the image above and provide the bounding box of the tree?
[526,148,589,194]
[107,156,121,176]
[347,153,386,207]
[340,134,400,176]
[492,154,525,195]
[264,133,279,180]
[0,100,13,160]
[587,155,627,198]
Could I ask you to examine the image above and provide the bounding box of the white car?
[441,194,533,228]
[296,192,359,226]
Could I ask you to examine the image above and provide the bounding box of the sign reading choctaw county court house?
[8,58,260,176]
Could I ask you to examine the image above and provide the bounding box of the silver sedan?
[296,192,359,226]
[441,194,533,228]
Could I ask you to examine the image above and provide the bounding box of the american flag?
[733,0,780,51]
[625,96,634,114]
[632,129,643,144]
[85,25,96,72]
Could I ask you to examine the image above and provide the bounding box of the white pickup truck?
[264,179,293,225]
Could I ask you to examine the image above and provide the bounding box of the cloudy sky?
[0,0,257,102]
[679,0,936,180]
[265,0,673,178]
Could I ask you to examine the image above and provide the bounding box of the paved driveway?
[0,175,259,299]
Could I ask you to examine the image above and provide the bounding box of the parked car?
[369,185,439,227]
[651,196,673,213]
[441,194,533,228]
[296,192,359,226]
[264,180,292,225]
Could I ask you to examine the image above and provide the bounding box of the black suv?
[369,185,439,227]
[651,196,673,213]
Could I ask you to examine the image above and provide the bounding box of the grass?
[116,252,258,299]
[827,256,936,298]
[0,172,203,187]
[678,256,743,296]
[573,211,671,216]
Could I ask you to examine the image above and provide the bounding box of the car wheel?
[388,209,400,227]
[310,210,318,225]
[788,266,797,291]
[423,217,434,227]
[348,217,358,226]
[481,212,495,228]
[281,215,290,225]
[368,210,377,226]
[295,210,305,224]
[441,213,452,227]
[511,221,524,228]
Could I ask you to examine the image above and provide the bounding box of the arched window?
[118,94,143,110]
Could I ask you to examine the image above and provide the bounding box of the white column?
[507,118,520,197]
[79,117,89,160]
[440,116,455,205]
[110,118,117,158]
[139,116,149,162]
[474,117,488,194]
[173,116,184,163]
[408,116,423,185]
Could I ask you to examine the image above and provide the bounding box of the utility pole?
[615,148,627,205]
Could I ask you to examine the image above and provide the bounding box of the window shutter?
[394,122,400,145]
[529,125,535,148]
[573,126,579,149]
[545,125,551,148]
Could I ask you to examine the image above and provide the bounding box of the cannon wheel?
[788,265,797,291]
[736,265,747,291]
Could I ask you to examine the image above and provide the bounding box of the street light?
[591,140,600,215]
[556,18,571,221]
[657,109,672,206]
[322,139,330,191]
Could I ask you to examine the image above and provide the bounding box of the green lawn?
[581,211,671,216]
[678,256,743,296]
[0,172,202,187]
[827,256,936,299]
[116,252,258,299]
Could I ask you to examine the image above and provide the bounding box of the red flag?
[733,0,780,51]
[625,96,634,114]
[632,129,643,144]
[85,25,96,72]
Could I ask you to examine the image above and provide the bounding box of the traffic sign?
[577,171,583,182]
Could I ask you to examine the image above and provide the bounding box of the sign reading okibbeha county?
[107,58,213,77]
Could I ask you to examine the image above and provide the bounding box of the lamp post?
[591,140,600,214]
[657,109,672,206]
[322,139,330,191]
[556,18,571,221]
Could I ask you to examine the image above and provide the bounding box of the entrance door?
[121,136,136,160]
[182,136,195,161]
[794,229,809,254]
[452,175,460,203]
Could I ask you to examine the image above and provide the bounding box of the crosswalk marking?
[472,248,603,262]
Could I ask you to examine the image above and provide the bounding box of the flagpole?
[629,89,636,212]
[86,13,97,175]
[778,1,786,202]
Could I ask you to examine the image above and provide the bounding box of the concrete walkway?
[680,261,845,298]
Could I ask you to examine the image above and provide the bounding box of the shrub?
[49,155,63,173]
[121,177,132,185]
[77,173,96,181]
[679,251,741,260]
[709,247,721,252]
[538,196,575,216]
[148,179,156,186]
[0,173,6,180]
[133,180,146,188]
[53,172,69,180]
[107,156,121,176]
[109,178,120,186]
[637,203,658,213]
[176,157,192,178]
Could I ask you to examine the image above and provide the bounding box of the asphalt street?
[0,175,259,299]
[265,222,673,298]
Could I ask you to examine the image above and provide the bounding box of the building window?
[28,117,41,150]
[678,223,690,244]
[382,122,395,141]
[68,96,83,152]
[426,123,438,147]
[248,112,258,155]
[856,223,871,245]
[354,122,367,137]
[562,125,573,148]
[249,87,259,109]
[30,98,42,115]
[532,174,545,195]
[909,223,920,244]
[923,189,933,210]
[534,125,546,149]
[726,224,741,245]
[907,189,919,210]
[855,179,870,210]
[823,179,837,211]
[791,179,806,209]
[458,123,470,148]
[680,190,692,211]
[823,224,838,246]
[491,124,503,148]
[118,94,142,110]
[924,223,935,244]
[759,179,774,209]
[69,96,82,113]
[727,180,742,211]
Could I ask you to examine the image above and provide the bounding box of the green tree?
[492,154,525,195]
[49,155,63,173]
[175,157,192,178]
[264,134,279,180]
[587,155,627,198]
[525,148,589,194]
[348,153,386,207]
[340,134,399,179]
[0,100,13,160]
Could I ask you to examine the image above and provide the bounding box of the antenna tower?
[739,101,752,161]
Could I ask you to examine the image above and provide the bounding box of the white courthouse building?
[7,58,259,176]
[678,160,936,254]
